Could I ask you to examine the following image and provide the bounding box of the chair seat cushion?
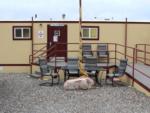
[107,73,120,77]
[68,70,79,74]
[52,73,58,76]
[87,71,96,75]
[98,54,108,57]
[84,55,93,57]
[43,73,51,76]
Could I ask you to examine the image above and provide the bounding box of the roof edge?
[0,20,150,24]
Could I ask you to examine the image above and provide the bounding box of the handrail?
[29,44,47,64]
[33,43,47,45]
[136,44,150,46]
[116,43,135,49]
[136,56,150,61]
[115,46,150,87]
[38,44,56,57]
[32,45,47,56]
[29,42,150,90]
[135,49,150,54]
[136,44,150,64]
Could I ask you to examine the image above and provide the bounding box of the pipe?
[125,18,128,59]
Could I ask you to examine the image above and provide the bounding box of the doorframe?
[47,24,68,59]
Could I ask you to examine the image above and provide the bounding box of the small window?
[13,26,32,40]
[82,26,99,40]
[54,30,60,36]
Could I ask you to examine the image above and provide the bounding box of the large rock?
[64,77,95,90]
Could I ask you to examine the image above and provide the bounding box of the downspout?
[31,17,34,63]
[125,18,128,59]
[79,0,83,59]
[30,17,34,74]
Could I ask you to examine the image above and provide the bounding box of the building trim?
[81,26,99,40]
[0,64,31,66]
[1,21,150,24]
[12,26,32,40]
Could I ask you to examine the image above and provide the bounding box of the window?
[82,26,99,40]
[54,30,60,36]
[13,26,32,40]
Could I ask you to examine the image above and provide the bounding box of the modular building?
[0,20,150,95]
[0,20,150,73]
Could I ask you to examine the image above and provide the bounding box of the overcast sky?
[0,0,150,21]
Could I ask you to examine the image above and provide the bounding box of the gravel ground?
[0,73,150,113]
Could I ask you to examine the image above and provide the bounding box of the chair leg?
[57,74,60,84]
[107,56,109,63]
[67,75,70,80]
[64,71,67,81]
[95,74,98,84]
[39,76,53,86]
[105,76,108,84]
[51,76,53,86]
[96,73,102,86]
[112,77,114,86]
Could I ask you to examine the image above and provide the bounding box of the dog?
[64,77,95,90]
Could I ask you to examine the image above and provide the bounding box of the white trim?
[14,27,31,39]
[82,27,98,39]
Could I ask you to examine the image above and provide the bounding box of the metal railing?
[29,42,150,91]
[29,43,47,64]
[136,44,150,65]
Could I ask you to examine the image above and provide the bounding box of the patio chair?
[39,58,60,86]
[84,57,101,85]
[30,57,47,78]
[105,59,128,86]
[64,57,80,81]
[82,44,93,60]
[39,57,47,66]
[97,44,109,63]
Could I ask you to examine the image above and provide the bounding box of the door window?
[54,30,60,36]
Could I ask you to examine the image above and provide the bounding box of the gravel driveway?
[0,73,150,113]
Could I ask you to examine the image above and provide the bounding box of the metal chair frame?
[39,57,60,86]
[105,59,128,86]
[64,57,80,81]
[97,44,109,63]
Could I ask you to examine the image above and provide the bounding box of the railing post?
[115,43,117,66]
[107,43,109,67]
[31,17,34,64]
[144,44,146,64]
[132,48,135,86]
[135,44,137,63]
[124,18,128,59]
[29,56,32,74]
[54,44,57,69]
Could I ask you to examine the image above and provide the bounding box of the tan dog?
[64,77,95,90]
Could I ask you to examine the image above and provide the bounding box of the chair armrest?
[66,69,79,74]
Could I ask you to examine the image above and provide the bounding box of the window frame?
[82,26,99,40]
[13,26,32,40]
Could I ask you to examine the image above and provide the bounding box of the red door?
[47,25,67,59]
